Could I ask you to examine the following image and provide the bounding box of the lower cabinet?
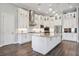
[62,33,78,42]
[18,33,31,44]
[32,35,61,55]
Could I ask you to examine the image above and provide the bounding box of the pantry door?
[1,12,16,46]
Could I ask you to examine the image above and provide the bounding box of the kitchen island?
[32,33,62,55]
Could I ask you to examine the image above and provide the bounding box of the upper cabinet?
[34,14,51,28]
[63,12,76,19]
[18,8,29,28]
[63,12,77,28]
[33,14,40,28]
[53,15,62,25]
[33,13,62,29]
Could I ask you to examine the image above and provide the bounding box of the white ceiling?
[13,3,79,16]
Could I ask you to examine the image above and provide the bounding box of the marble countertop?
[17,32,61,37]
[32,33,61,37]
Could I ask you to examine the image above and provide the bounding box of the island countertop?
[32,32,61,37]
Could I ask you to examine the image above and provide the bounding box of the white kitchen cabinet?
[62,12,78,42]
[32,35,61,55]
[34,14,40,28]
[34,14,56,29]
[17,8,31,44]
[62,33,77,41]
[17,33,31,44]
[0,4,17,47]
[18,8,29,28]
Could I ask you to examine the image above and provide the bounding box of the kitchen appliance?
[44,27,50,33]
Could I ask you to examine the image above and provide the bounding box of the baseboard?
[18,41,31,44]
[62,39,77,42]
[76,40,79,43]
[0,41,31,47]
[0,45,4,47]
[0,42,18,47]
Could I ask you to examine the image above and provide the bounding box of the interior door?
[1,12,16,45]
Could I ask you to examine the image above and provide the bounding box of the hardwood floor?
[0,40,79,56]
[0,42,32,56]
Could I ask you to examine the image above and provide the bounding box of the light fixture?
[49,4,52,7]
[52,11,55,14]
[37,8,41,11]
[38,3,41,6]
[49,8,52,12]
[55,13,58,16]
[69,5,73,8]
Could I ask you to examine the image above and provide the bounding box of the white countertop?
[32,33,61,37]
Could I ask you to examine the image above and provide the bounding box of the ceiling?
[13,3,79,16]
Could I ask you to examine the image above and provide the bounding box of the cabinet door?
[18,8,29,28]
[1,12,16,45]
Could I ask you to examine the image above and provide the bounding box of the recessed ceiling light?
[49,4,52,7]
[69,5,73,8]
[55,13,58,16]
[49,8,52,12]
[38,3,41,6]
[37,8,41,11]
[52,11,55,14]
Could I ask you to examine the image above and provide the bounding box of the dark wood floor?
[0,40,79,56]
